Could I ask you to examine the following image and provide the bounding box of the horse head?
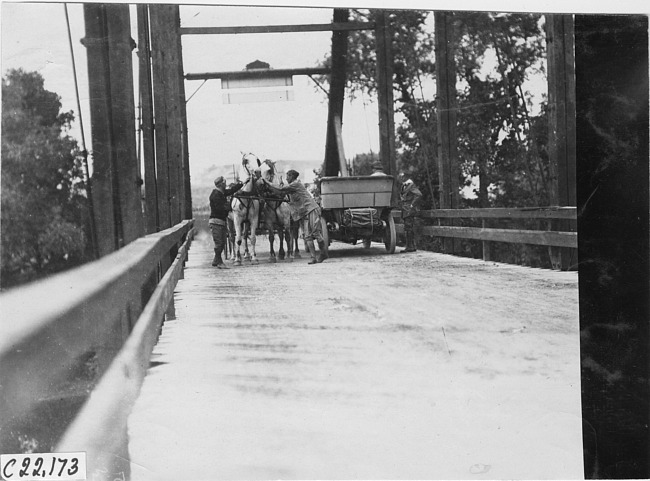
[239,153,262,191]
[241,152,261,174]
[259,159,278,183]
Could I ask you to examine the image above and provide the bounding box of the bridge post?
[177,24,193,219]
[546,15,577,271]
[434,11,460,254]
[83,4,144,256]
[137,5,159,234]
[375,10,396,177]
[150,4,186,229]
[324,9,350,177]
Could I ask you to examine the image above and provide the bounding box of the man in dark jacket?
[209,176,243,268]
[399,175,423,253]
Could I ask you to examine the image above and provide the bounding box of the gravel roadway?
[128,231,583,480]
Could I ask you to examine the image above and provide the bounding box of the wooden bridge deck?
[127,233,583,479]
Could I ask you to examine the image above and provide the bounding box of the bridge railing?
[392,206,577,263]
[0,219,194,479]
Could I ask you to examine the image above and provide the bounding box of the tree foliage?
[1,69,89,288]
[317,9,552,266]
[350,152,379,175]
[319,10,548,206]
[454,12,548,208]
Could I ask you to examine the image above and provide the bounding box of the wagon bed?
[320,175,394,209]
[319,175,397,254]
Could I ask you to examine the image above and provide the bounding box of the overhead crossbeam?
[179,22,374,35]
[185,67,330,81]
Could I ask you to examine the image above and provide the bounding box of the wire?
[64,3,99,259]
[64,4,87,154]
[186,79,208,103]
[307,74,330,98]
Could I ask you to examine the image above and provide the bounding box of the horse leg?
[268,222,277,263]
[227,219,235,261]
[285,222,294,262]
[249,219,259,264]
[291,219,301,258]
[277,223,286,261]
[244,238,251,262]
[234,221,243,266]
[243,222,252,262]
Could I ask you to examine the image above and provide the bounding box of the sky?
[1,2,382,184]
[1,0,647,185]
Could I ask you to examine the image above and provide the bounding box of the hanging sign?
[222,89,295,104]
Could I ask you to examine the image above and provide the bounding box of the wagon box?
[318,175,397,255]
[320,175,395,209]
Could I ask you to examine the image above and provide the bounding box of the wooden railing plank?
[0,220,193,431]
[415,207,577,220]
[421,225,578,248]
[391,207,577,249]
[56,229,194,479]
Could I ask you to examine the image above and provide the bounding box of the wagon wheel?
[384,214,396,254]
[320,216,329,256]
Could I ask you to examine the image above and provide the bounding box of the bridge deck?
[128,233,582,479]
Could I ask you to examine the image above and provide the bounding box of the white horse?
[230,153,261,265]
[258,159,294,263]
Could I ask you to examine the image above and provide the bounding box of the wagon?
[318,175,397,255]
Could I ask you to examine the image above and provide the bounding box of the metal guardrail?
[392,206,578,250]
[0,219,194,479]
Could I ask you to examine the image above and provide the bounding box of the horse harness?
[233,159,290,229]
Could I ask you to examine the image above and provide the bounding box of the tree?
[350,152,379,175]
[317,10,552,265]
[1,69,89,288]
[317,10,548,208]
[317,9,439,209]
[454,12,549,208]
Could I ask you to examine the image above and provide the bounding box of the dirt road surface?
[128,232,582,479]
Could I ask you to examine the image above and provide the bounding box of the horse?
[258,159,294,263]
[230,153,261,265]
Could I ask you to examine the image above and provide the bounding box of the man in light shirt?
[262,170,327,265]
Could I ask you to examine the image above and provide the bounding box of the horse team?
[225,153,303,265]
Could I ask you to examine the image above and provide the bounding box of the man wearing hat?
[399,173,423,253]
[262,169,327,264]
[209,176,243,268]
[370,161,388,176]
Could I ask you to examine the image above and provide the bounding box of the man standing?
[399,174,423,253]
[209,176,242,268]
[262,169,327,265]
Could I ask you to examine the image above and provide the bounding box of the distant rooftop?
[245,60,270,70]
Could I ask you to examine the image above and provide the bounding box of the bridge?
[1,6,648,481]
